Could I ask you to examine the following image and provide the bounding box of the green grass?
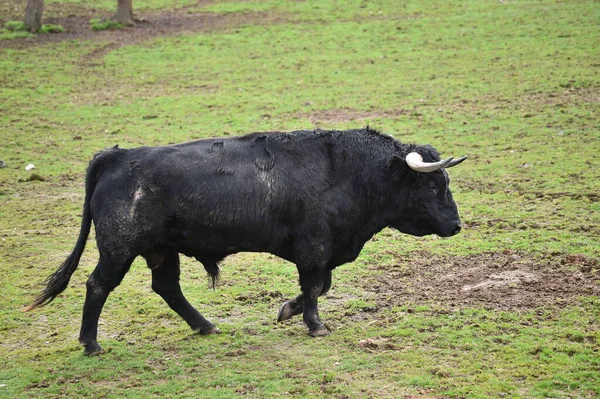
[0,29,33,39]
[1,0,599,398]
[1,21,31,39]
[89,18,123,31]
[40,24,64,34]
[4,20,28,31]
[0,21,64,39]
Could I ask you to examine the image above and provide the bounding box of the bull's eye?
[428,183,437,192]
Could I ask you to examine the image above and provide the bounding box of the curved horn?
[405,152,453,173]
[446,155,468,168]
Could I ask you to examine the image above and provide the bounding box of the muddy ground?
[0,2,286,50]
[360,251,599,312]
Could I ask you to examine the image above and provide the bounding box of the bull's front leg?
[299,269,331,337]
[285,228,332,336]
[277,270,332,323]
[277,293,304,322]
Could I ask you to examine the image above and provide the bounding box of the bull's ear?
[388,155,403,169]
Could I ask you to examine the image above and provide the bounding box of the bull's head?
[392,148,467,238]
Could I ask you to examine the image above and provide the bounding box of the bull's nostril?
[454,224,462,234]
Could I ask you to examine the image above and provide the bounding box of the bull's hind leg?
[79,255,133,355]
[277,270,332,323]
[148,250,220,335]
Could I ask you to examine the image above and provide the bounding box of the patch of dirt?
[443,86,599,114]
[234,289,284,303]
[455,177,599,204]
[365,251,599,311]
[521,86,599,107]
[1,2,287,52]
[301,108,411,124]
[295,86,599,126]
[526,191,600,203]
[358,337,398,352]
[235,384,258,395]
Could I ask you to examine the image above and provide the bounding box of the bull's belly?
[167,224,294,260]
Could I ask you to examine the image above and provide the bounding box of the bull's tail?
[22,155,101,312]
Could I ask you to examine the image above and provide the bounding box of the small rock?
[25,163,35,171]
[0,160,6,168]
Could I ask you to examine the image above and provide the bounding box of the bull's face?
[391,149,467,238]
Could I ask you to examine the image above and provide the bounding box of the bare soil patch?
[294,86,599,125]
[1,2,285,52]
[365,251,599,311]
[521,86,599,108]
[300,108,411,124]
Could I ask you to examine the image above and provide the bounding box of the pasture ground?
[1,0,599,398]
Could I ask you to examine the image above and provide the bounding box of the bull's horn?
[405,152,453,173]
[446,156,468,168]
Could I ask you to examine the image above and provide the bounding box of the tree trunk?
[112,0,134,26]
[24,0,44,33]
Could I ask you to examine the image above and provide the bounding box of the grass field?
[1,0,599,398]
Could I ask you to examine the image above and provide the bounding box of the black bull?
[24,128,466,355]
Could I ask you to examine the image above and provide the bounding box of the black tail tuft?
[22,252,82,311]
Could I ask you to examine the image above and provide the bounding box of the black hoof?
[85,348,108,356]
[277,301,295,322]
[195,325,221,335]
[82,341,105,356]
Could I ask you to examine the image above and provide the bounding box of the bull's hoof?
[85,347,109,356]
[82,342,106,356]
[195,325,221,335]
[308,326,331,337]
[277,301,295,322]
